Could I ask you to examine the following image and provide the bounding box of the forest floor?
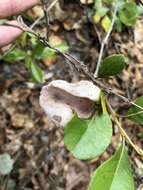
[0,0,143,190]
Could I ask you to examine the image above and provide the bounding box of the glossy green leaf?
[98,54,126,78]
[30,61,44,83]
[119,3,138,26]
[0,153,14,175]
[64,113,112,160]
[1,48,26,62]
[88,142,135,190]
[127,96,143,125]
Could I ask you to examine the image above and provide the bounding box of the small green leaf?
[115,16,122,32]
[19,32,28,47]
[88,142,135,190]
[56,42,69,53]
[32,43,51,60]
[0,153,14,175]
[98,54,126,78]
[96,7,109,17]
[32,42,69,60]
[119,2,138,26]
[101,16,111,32]
[137,5,143,15]
[30,61,44,83]
[127,96,143,125]
[93,14,101,23]
[64,113,112,160]
[1,48,26,62]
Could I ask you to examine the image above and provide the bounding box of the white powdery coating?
[39,85,73,126]
[39,80,101,127]
[49,80,101,102]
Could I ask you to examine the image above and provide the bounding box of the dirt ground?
[0,1,143,190]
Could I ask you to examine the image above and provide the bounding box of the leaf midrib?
[109,143,124,190]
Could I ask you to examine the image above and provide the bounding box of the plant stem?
[101,93,107,114]
[107,101,143,157]
[4,21,143,112]
[94,1,119,77]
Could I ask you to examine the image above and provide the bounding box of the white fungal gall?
[39,80,101,127]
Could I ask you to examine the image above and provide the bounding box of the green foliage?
[32,42,69,60]
[93,0,141,31]
[88,142,135,190]
[30,61,44,83]
[0,153,14,175]
[127,96,143,125]
[98,54,126,78]
[1,48,26,62]
[119,2,138,26]
[101,16,111,32]
[1,34,69,83]
[64,113,112,160]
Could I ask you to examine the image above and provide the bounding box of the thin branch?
[120,110,143,118]
[41,0,50,39]
[107,100,143,157]
[30,0,58,29]
[3,21,143,113]
[94,1,119,77]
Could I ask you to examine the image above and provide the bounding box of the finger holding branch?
[0,0,39,47]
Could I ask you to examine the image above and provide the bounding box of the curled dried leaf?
[39,80,101,126]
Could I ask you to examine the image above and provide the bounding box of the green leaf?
[19,32,28,47]
[1,48,26,62]
[56,42,69,53]
[96,7,109,17]
[32,43,51,60]
[94,0,109,17]
[137,5,143,15]
[119,2,138,26]
[115,16,122,32]
[101,16,111,32]
[127,96,143,125]
[98,54,126,78]
[88,142,135,190]
[32,42,69,60]
[30,61,44,83]
[64,113,112,160]
[0,153,14,175]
